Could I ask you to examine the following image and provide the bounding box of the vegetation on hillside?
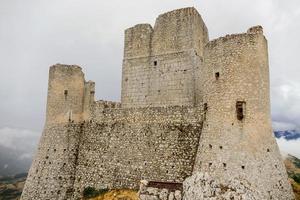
[0,173,27,200]
[284,155,300,199]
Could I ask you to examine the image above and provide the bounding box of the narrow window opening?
[215,72,220,80]
[209,163,212,167]
[154,61,157,66]
[267,148,270,152]
[64,90,68,100]
[223,163,226,168]
[209,144,212,149]
[204,103,208,111]
[236,101,246,121]
[241,165,245,170]
[219,146,223,149]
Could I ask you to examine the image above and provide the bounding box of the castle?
[21,7,295,200]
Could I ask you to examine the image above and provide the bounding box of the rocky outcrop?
[183,172,264,200]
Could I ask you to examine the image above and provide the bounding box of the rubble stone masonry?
[21,7,295,200]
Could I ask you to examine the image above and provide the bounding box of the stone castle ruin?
[21,7,295,200]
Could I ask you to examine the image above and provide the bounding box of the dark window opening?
[219,146,223,149]
[90,91,95,95]
[241,165,245,169]
[209,144,212,149]
[64,90,68,100]
[204,103,208,111]
[209,162,212,167]
[236,101,246,121]
[223,163,226,167]
[154,61,157,66]
[215,72,220,80]
[267,148,270,152]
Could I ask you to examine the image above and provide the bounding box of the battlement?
[157,7,200,18]
[50,63,82,71]
[247,25,264,34]
[95,100,121,109]
[206,26,265,49]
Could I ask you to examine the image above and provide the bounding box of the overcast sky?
[0,0,300,169]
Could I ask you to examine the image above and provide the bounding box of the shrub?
[82,186,109,198]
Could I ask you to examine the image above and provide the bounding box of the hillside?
[284,154,300,199]
[0,173,27,200]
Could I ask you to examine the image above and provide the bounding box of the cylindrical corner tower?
[194,27,294,199]
[21,64,87,200]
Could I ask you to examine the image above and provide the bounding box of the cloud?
[0,127,40,159]
[0,127,40,175]
[276,138,300,159]
[271,79,300,130]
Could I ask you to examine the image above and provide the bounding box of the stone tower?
[193,26,294,199]
[21,64,95,199]
[121,8,208,108]
[21,8,295,200]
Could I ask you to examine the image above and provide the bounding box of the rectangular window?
[236,101,246,120]
[64,90,68,100]
[215,72,220,80]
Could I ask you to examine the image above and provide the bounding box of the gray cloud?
[0,0,300,168]
[0,127,39,175]
[276,138,300,159]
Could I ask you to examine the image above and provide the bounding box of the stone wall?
[139,180,182,200]
[193,27,294,199]
[45,64,94,124]
[21,7,295,200]
[121,7,208,108]
[72,104,204,199]
[21,123,83,200]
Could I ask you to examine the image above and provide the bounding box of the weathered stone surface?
[139,181,182,200]
[21,7,295,200]
[183,172,264,200]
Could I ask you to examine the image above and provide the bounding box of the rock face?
[183,172,264,200]
[21,7,295,200]
[139,180,182,200]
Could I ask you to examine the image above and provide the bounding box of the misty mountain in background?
[275,130,300,140]
[0,145,32,177]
